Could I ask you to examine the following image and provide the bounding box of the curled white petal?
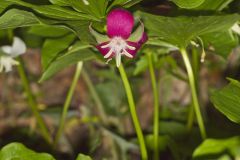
[0,56,19,73]
[1,37,26,57]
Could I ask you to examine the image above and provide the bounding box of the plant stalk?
[82,69,108,125]
[147,53,159,160]
[118,64,148,160]
[17,58,52,144]
[180,48,207,139]
[54,61,83,146]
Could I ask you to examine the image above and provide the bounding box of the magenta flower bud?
[89,8,148,67]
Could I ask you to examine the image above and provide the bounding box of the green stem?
[187,47,199,131]
[180,48,207,140]
[17,58,52,144]
[147,53,159,160]
[54,62,83,146]
[82,69,108,125]
[187,103,194,131]
[118,64,148,160]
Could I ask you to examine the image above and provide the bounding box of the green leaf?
[0,1,13,14]
[211,78,240,124]
[5,0,97,21]
[49,0,71,6]
[69,0,108,18]
[39,42,95,82]
[171,0,205,9]
[41,34,76,70]
[65,21,95,43]
[28,25,70,38]
[193,137,240,159]
[76,153,92,160]
[0,142,55,160]
[195,0,234,11]
[108,0,142,9]
[0,9,42,29]
[201,30,238,58]
[138,11,240,48]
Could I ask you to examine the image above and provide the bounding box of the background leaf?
[171,0,205,9]
[76,153,92,160]
[41,34,76,70]
[28,25,70,38]
[49,0,71,6]
[69,0,108,19]
[0,142,55,160]
[211,78,240,124]
[5,0,97,21]
[39,42,95,82]
[138,11,240,48]
[195,0,234,11]
[193,137,240,159]
[201,30,239,58]
[0,9,42,29]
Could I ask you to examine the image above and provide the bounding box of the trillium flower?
[0,37,26,72]
[89,8,148,67]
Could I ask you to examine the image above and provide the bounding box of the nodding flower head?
[0,37,26,73]
[89,8,148,67]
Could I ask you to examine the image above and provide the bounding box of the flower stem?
[54,62,83,147]
[17,58,52,144]
[118,64,148,160]
[82,69,108,125]
[180,48,207,140]
[147,53,159,160]
[187,47,199,131]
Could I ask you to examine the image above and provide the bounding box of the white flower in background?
[82,0,89,5]
[0,37,26,72]
[232,23,240,36]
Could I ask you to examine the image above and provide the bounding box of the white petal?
[104,48,113,58]
[232,23,240,35]
[126,44,136,50]
[0,56,19,73]
[122,49,133,58]
[11,37,26,57]
[101,43,111,49]
[1,46,12,54]
[82,0,89,5]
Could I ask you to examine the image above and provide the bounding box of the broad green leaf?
[69,0,108,18]
[0,1,13,13]
[195,0,234,11]
[0,9,94,43]
[211,78,240,124]
[49,0,71,6]
[171,0,205,9]
[5,0,97,21]
[76,154,92,160]
[138,11,240,48]
[201,30,238,58]
[65,21,95,43]
[0,9,42,29]
[28,25,70,38]
[193,137,240,159]
[0,142,55,160]
[41,34,75,70]
[39,42,95,82]
[108,0,142,9]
